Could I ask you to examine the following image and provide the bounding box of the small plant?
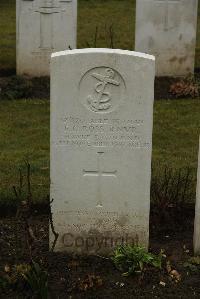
[0,275,10,290]
[183,256,200,273]
[169,76,199,98]
[0,76,34,100]
[151,166,194,207]
[0,263,31,291]
[86,24,115,48]
[112,245,162,276]
[151,166,194,232]
[188,256,200,265]
[0,262,47,297]
[22,261,48,299]
[0,75,50,100]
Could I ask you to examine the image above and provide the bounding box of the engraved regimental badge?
[79,67,126,113]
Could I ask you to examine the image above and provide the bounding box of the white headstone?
[50,49,155,254]
[194,137,200,256]
[135,0,198,76]
[16,0,77,77]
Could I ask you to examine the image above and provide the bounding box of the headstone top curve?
[51,48,155,61]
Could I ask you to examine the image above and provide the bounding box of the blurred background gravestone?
[16,0,77,76]
[135,0,198,76]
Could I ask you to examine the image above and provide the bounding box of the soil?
[0,70,199,101]
[0,205,200,298]
[0,76,50,100]
[0,70,200,298]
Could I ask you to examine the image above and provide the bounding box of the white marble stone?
[16,0,77,77]
[194,137,200,256]
[50,49,155,254]
[135,0,198,77]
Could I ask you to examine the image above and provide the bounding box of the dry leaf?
[166,261,181,282]
[78,274,103,291]
[166,261,172,273]
[67,260,79,269]
[4,264,11,273]
[159,281,166,287]
[170,269,181,282]
[169,80,199,98]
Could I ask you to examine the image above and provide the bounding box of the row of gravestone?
[16,0,198,77]
[50,48,200,256]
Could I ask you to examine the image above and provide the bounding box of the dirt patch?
[155,73,200,100]
[0,72,199,101]
[0,76,50,100]
[0,68,16,77]
[155,76,177,100]
[0,205,199,298]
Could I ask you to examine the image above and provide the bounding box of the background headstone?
[50,49,155,254]
[194,136,200,255]
[135,0,198,76]
[16,0,77,76]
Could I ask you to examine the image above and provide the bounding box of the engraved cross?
[35,1,61,49]
[155,0,181,31]
[83,152,117,208]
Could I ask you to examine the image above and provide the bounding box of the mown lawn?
[0,0,200,71]
[0,99,199,204]
[0,0,200,204]
[0,100,50,204]
[0,0,16,72]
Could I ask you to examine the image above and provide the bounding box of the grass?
[0,0,199,71]
[78,0,135,49]
[0,99,199,204]
[197,4,200,69]
[0,100,49,204]
[0,0,16,72]
[0,0,200,204]
[153,99,200,171]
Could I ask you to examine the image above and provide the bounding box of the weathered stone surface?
[194,137,200,256]
[50,49,155,254]
[135,0,198,76]
[16,0,77,76]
